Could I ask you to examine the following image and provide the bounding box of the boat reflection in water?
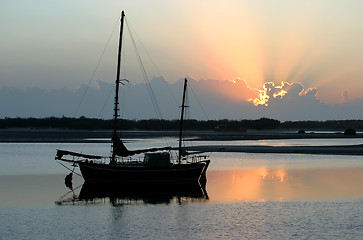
[56,180,209,206]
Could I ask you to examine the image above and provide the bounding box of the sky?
[1,0,363,121]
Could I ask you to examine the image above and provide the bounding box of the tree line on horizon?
[0,117,362,131]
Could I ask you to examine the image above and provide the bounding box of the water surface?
[1,139,363,239]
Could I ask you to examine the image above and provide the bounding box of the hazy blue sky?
[2,1,363,120]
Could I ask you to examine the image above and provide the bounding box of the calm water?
[1,138,363,239]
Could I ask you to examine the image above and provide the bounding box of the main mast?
[111,11,125,164]
[178,78,188,164]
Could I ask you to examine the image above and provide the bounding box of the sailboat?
[55,11,210,184]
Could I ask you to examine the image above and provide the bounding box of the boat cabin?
[143,152,171,167]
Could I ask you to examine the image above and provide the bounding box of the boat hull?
[78,160,210,183]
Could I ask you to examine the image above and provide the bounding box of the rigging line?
[73,17,120,118]
[125,19,179,107]
[124,18,178,148]
[125,19,177,148]
[162,77,180,107]
[56,160,82,177]
[133,43,163,119]
[188,81,221,155]
[188,81,210,120]
[182,86,196,150]
[97,85,114,119]
[60,17,119,156]
[125,19,180,152]
[121,41,127,120]
[125,19,163,119]
[120,84,126,119]
[114,42,128,139]
[56,184,83,204]
[57,17,119,153]
[122,34,127,79]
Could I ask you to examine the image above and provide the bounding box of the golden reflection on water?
[206,167,363,202]
[1,167,363,206]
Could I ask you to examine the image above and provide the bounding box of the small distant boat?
[55,11,210,184]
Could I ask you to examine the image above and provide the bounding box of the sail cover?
[56,150,103,160]
[112,136,130,156]
[113,136,172,157]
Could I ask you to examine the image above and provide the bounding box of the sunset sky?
[2,0,363,120]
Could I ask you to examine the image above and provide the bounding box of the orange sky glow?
[183,1,363,104]
[2,1,363,119]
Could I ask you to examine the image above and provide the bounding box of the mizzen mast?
[178,78,188,164]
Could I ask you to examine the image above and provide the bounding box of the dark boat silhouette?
[55,11,210,184]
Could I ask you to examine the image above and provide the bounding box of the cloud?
[187,77,259,102]
[1,77,363,121]
[303,88,318,98]
[249,81,317,106]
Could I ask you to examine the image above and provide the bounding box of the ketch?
[55,11,210,184]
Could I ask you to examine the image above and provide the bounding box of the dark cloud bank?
[1,77,362,121]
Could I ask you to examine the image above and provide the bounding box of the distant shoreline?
[1,128,362,143]
[183,144,363,156]
[2,129,363,156]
